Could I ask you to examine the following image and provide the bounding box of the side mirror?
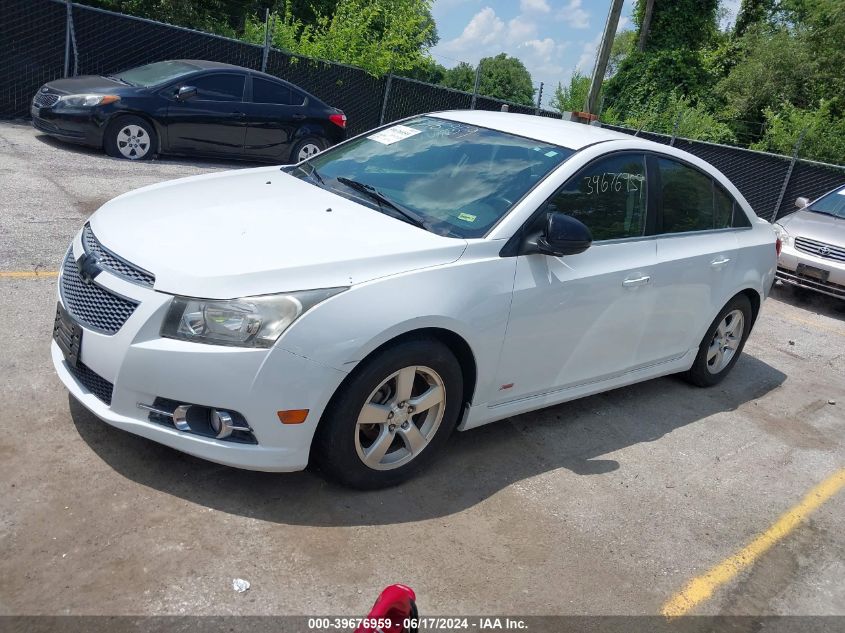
[536,212,593,257]
[177,85,197,101]
[795,196,810,209]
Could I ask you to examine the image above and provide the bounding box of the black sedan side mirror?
[536,212,593,257]
[177,85,197,101]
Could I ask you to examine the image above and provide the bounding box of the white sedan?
[52,111,778,488]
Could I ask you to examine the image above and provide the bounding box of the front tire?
[290,136,326,163]
[313,338,464,489]
[683,294,753,387]
[104,115,156,160]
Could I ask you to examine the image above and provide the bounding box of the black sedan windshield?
[809,186,845,219]
[306,116,574,238]
[114,61,199,87]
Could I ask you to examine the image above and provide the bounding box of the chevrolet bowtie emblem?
[77,252,102,284]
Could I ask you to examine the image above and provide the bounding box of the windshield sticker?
[457,212,477,223]
[545,150,559,157]
[837,187,845,196]
[368,125,423,145]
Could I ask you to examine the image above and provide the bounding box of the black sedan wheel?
[105,116,156,160]
[291,136,326,163]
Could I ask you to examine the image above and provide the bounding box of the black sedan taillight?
[329,113,347,129]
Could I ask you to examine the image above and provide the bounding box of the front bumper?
[776,242,845,300]
[31,104,105,147]
[53,233,348,472]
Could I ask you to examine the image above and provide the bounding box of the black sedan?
[30,59,347,162]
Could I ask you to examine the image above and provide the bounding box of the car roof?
[430,110,641,150]
[175,59,247,71]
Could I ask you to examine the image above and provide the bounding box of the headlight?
[57,94,120,107]
[773,223,791,246]
[160,288,346,348]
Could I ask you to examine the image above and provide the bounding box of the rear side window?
[190,74,245,101]
[547,154,648,241]
[658,157,750,233]
[252,77,293,105]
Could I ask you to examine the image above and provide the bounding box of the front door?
[165,73,247,156]
[494,153,664,404]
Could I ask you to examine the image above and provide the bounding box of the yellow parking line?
[662,468,845,617]
[0,271,58,278]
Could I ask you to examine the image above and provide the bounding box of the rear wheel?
[683,294,753,387]
[290,136,326,163]
[104,116,156,160]
[313,338,463,489]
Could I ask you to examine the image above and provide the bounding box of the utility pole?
[584,0,624,116]
[535,82,544,115]
[638,0,655,51]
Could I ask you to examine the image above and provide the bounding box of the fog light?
[210,409,235,439]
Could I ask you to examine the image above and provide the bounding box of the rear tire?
[313,338,464,489]
[104,115,156,160]
[290,136,326,164]
[683,294,753,387]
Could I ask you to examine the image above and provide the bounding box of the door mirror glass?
[177,85,197,101]
[795,196,810,209]
[537,212,593,256]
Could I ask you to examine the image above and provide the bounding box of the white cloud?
[441,6,505,54]
[520,0,550,13]
[506,15,538,44]
[575,31,603,73]
[557,0,590,29]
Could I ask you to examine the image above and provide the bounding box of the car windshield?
[304,116,574,238]
[114,61,200,87]
[808,186,845,219]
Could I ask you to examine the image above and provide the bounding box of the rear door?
[650,155,741,360]
[242,76,308,161]
[165,72,247,156]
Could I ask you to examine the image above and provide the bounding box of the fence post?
[261,9,271,72]
[379,73,393,125]
[669,110,683,146]
[64,0,72,78]
[535,82,544,115]
[470,65,481,109]
[770,127,807,222]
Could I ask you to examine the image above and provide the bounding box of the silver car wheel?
[706,309,744,374]
[355,365,446,471]
[116,124,150,159]
[297,143,321,162]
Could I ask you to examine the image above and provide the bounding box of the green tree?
[752,100,845,165]
[550,71,590,113]
[441,62,475,92]
[440,54,535,105]
[607,29,637,77]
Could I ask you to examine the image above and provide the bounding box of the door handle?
[710,257,731,268]
[292,114,307,121]
[232,111,246,119]
[622,275,650,287]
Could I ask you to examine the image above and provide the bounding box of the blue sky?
[430,0,741,107]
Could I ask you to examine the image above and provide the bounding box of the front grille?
[33,92,59,108]
[794,237,845,263]
[67,361,114,405]
[60,250,138,334]
[82,224,155,287]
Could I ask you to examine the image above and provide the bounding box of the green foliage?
[752,100,845,165]
[550,71,590,113]
[634,0,719,51]
[440,55,535,106]
[607,29,637,77]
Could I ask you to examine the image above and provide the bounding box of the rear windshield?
[809,186,845,219]
[306,116,574,238]
[115,61,199,87]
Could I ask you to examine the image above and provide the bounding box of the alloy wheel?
[297,143,321,161]
[706,309,744,374]
[355,365,446,471]
[116,124,149,159]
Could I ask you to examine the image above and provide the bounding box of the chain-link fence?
[3,0,844,219]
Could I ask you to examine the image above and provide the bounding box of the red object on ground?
[355,584,417,633]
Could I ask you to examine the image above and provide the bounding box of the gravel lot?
[1,121,844,620]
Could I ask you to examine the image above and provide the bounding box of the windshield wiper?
[290,162,325,186]
[336,177,429,230]
[105,75,133,86]
[808,208,841,218]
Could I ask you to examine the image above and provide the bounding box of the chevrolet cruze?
[52,111,777,488]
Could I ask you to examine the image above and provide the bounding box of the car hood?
[43,75,141,96]
[89,166,468,298]
[778,209,845,245]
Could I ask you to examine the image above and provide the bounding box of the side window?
[714,183,734,229]
[190,74,245,102]
[657,158,714,233]
[547,154,647,241]
[252,77,293,105]
[290,89,306,106]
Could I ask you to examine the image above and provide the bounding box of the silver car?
[774,185,845,300]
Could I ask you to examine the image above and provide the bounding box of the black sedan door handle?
[292,114,307,120]
[233,111,246,119]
